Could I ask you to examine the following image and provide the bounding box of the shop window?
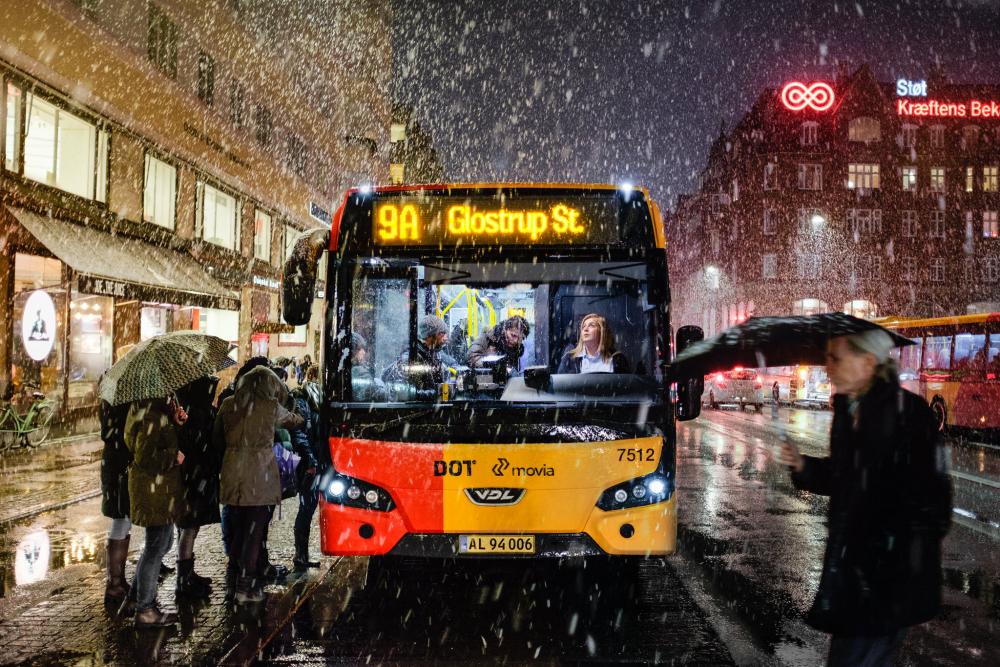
[254,209,273,262]
[148,4,178,79]
[143,154,176,229]
[68,291,113,409]
[11,254,65,404]
[4,82,22,171]
[196,307,239,348]
[140,305,170,340]
[792,298,828,316]
[23,93,107,200]
[197,181,238,250]
[847,163,879,190]
[848,117,881,143]
[843,299,878,319]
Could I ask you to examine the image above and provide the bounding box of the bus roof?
[875,312,1000,330]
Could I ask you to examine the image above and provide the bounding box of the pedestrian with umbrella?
[99,331,235,627]
[673,314,952,665]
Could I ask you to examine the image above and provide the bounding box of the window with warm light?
[901,166,917,192]
[254,209,272,262]
[984,166,998,192]
[930,167,946,193]
[984,211,999,239]
[847,163,879,190]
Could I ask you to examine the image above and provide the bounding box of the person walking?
[214,365,303,603]
[777,330,952,666]
[172,375,221,598]
[770,380,781,419]
[122,396,187,627]
[288,375,325,571]
[99,396,133,608]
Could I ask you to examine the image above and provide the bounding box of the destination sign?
[372,194,621,246]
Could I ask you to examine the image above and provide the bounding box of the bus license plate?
[459,535,536,554]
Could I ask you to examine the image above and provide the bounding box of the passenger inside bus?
[467,315,530,371]
[350,333,387,402]
[556,313,630,374]
[380,315,449,397]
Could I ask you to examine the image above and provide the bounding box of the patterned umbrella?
[670,312,915,379]
[99,331,235,406]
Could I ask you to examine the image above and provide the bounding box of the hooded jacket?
[124,399,181,527]
[791,377,952,635]
[467,325,524,369]
[214,366,303,506]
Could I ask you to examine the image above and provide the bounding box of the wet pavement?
[676,406,1000,665]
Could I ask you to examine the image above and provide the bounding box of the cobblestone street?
[0,437,335,666]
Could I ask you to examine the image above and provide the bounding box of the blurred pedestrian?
[288,375,325,571]
[173,375,221,598]
[122,396,187,627]
[770,381,780,419]
[302,363,322,409]
[777,330,952,666]
[296,354,313,385]
[214,366,303,603]
[99,396,132,607]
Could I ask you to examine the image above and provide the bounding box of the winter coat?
[556,349,630,374]
[214,366,303,507]
[382,341,445,391]
[124,399,182,527]
[791,377,952,635]
[99,399,132,519]
[174,376,222,528]
[467,325,524,369]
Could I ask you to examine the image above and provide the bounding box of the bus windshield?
[345,256,664,405]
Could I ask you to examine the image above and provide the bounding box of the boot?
[104,536,131,605]
[292,542,320,572]
[175,558,212,598]
[116,589,137,618]
[234,575,265,604]
[258,548,289,580]
[134,604,177,628]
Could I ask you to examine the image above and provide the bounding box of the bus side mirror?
[675,325,704,421]
[282,229,330,325]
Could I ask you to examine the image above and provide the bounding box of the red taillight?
[988,373,997,380]
[714,373,725,383]
[754,379,763,389]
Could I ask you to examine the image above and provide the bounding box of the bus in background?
[281,184,704,572]
[879,313,1000,433]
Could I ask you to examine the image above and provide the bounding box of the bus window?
[988,333,1000,373]
[953,333,987,370]
[893,337,922,380]
[923,335,952,370]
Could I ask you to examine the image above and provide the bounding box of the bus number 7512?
[618,448,656,462]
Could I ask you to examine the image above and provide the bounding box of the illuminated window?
[848,209,882,235]
[900,124,918,148]
[800,121,818,146]
[792,298,828,316]
[254,209,272,262]
[985,211,999,239]
[929,125,945,148]
[901,210,918,237]
[762,254,777,279]
[843,300,877,319]
[798,163,822,190]
[984,166,998,192]
[795,253,821,280]
[900,166,917,192]
[930,167,946,193]
[984,257,1000,283]
[5,82,22,171]
[966,166,975,192]
[390,123,406,143]
[284,223,299,262]
[23,93,107,200]
[847,163,879,190]
[848,117,880,143]
[197,181,239,250]
[763,162,777,190]
[143,154,176,229]
[901,257,917,282]
[930,210,946,239]
[930,257,945,282]
[763,208,777,235]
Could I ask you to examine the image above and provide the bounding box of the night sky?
[391,0,1000,206]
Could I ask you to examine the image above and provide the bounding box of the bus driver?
[557,313,630,374]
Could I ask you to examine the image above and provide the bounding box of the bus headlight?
[321,471,395,512]
[597,473,673,511]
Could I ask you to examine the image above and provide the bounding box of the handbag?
[273,442,301,500]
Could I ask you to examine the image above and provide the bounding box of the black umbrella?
[670,312,915,379]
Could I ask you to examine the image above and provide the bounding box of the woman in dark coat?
[172,375,221,598]
[779,331,952,666]
[556,313,630,374]
[99,398,132,606]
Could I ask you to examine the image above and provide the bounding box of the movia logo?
[491,457,555,477]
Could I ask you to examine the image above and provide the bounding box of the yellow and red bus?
[281,183,703,566]
[879,313,1000,432]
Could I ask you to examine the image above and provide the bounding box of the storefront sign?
[310,201,332,225]
[21,290,57,361]
[896,98,1000,118]
[780,81,835,112]
[77,274,240,311]
[252,275,281,291]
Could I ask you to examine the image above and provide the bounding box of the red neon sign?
[781,81,835,112]
[896,99,1000,118]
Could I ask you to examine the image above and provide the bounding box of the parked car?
[703,368,764,411]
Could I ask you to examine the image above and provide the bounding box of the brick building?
[0,0,390,428]
[669,64,1000,336]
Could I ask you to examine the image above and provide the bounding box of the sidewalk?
[0,438,337,666]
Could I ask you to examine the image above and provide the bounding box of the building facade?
[669,65,1000,336]
[0,0,390,427]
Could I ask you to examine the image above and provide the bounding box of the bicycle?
[0,388,54,451]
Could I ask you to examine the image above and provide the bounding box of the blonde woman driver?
[557,313,630,374]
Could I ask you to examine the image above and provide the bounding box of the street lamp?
[705,265,720,290]
[810,213,826,227]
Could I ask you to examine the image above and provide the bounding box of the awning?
[8,207,240,311]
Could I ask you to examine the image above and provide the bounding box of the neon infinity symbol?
[781,81,835,112]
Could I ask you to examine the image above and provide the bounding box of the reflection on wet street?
[676,406,1000,666]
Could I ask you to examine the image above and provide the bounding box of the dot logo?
[780,81,835,112]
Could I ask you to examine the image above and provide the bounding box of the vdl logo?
[464,488,525,506]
